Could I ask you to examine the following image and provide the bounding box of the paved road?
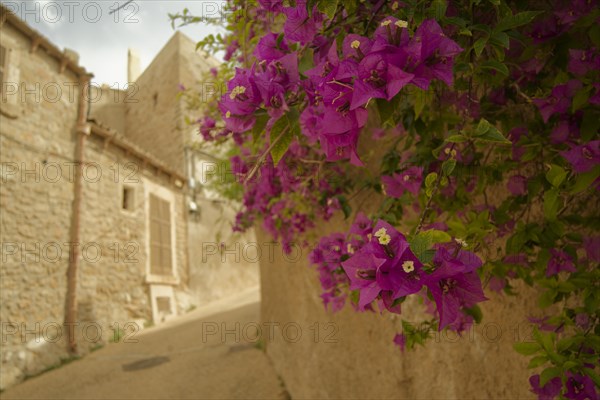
[1,291,288,400]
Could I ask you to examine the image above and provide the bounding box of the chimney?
[127,49,141,83]
[63,48,80,64]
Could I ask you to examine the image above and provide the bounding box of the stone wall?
[78,133,189,328]
[0,22,82,389]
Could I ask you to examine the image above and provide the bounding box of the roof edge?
[0,4,92,79]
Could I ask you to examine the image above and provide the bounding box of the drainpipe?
[65,74,91,354]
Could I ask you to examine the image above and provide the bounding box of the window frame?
[143,178,178,284]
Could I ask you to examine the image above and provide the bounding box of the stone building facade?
[0,6,258,390]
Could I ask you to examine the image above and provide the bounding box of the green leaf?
[543,188,560,220]
[317,0,338,19]
[540,367,562,387]
[377,98,396,126]
[545,164,567,188]
[580,111,600,142]
[527,355,549,368]
[298,48,314,74]
[269,115,296,166]
[428,229,452,244]
[425,172,438,188]
[533,328,556,353]
[464,305,483,324]
[409,235,431,262]
[494,11,543,32]
[489,31,509,48]
[475,120,511,144]
[583,368,600,388]
[570,166,600,194]
[414,89,432,120]
[539,290,557,308]
[480,60,510,76]
[429,0,447,19]
[446,134,468,143]
[513,342,541,355]
[562,361,578,370]
[572,87,591,113]
[557,337,578,353]
[442,159,457,176]
[252,114,269,143]
[476,118,491,134]
[473,37,488,57]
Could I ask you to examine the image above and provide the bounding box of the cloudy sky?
[1,0,224,85]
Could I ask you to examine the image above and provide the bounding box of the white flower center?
[395,20,408,28]
[229,85,247,100]
[402,260,415,273]
[381,20,392,27]
[374,227,388,238]
[456,238,468,247]
[225,111,231,118]
[351,40,361,49]
[378,234,391,245]
[347,244,355,254]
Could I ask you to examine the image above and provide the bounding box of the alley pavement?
[1,288,288,400]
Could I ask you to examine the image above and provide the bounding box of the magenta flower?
[224,40,239,61]
[568,49,600,76]
[342,220,424,310]
[565,372,598,400]
[405,19,463,88]
[423,246,487,330]
[254,33,289,61]
[342,34,373,61]
[381,167,424,197]
[528,315,562,332]
[348,212,373,241]
[393,333,407,352]
[489,276,507,293]
[533,80,582,123]
[507,175,528,196]
[584,236,600,263]
[283,0,323,44]
[503,253,529,267]
[351,52,414,109]
[561,140,600,173]
[546,249,576,276]
[257,0,283,12]
[529,374,562,400]
[219,67,263,132]
[550,119,580,145]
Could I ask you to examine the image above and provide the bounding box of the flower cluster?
[311,217,487,332]
[181,0,600,397]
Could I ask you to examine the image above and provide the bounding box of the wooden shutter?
[149,194,173,276]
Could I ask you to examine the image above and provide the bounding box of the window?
[156,297,171,314]
[149,194,173,276]
[122,186,134,211]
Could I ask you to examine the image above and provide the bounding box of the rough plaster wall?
[187,198,260,306]
[257,219,540,399]
[0,24,81,389]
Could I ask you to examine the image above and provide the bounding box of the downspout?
[65,74,91,354]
